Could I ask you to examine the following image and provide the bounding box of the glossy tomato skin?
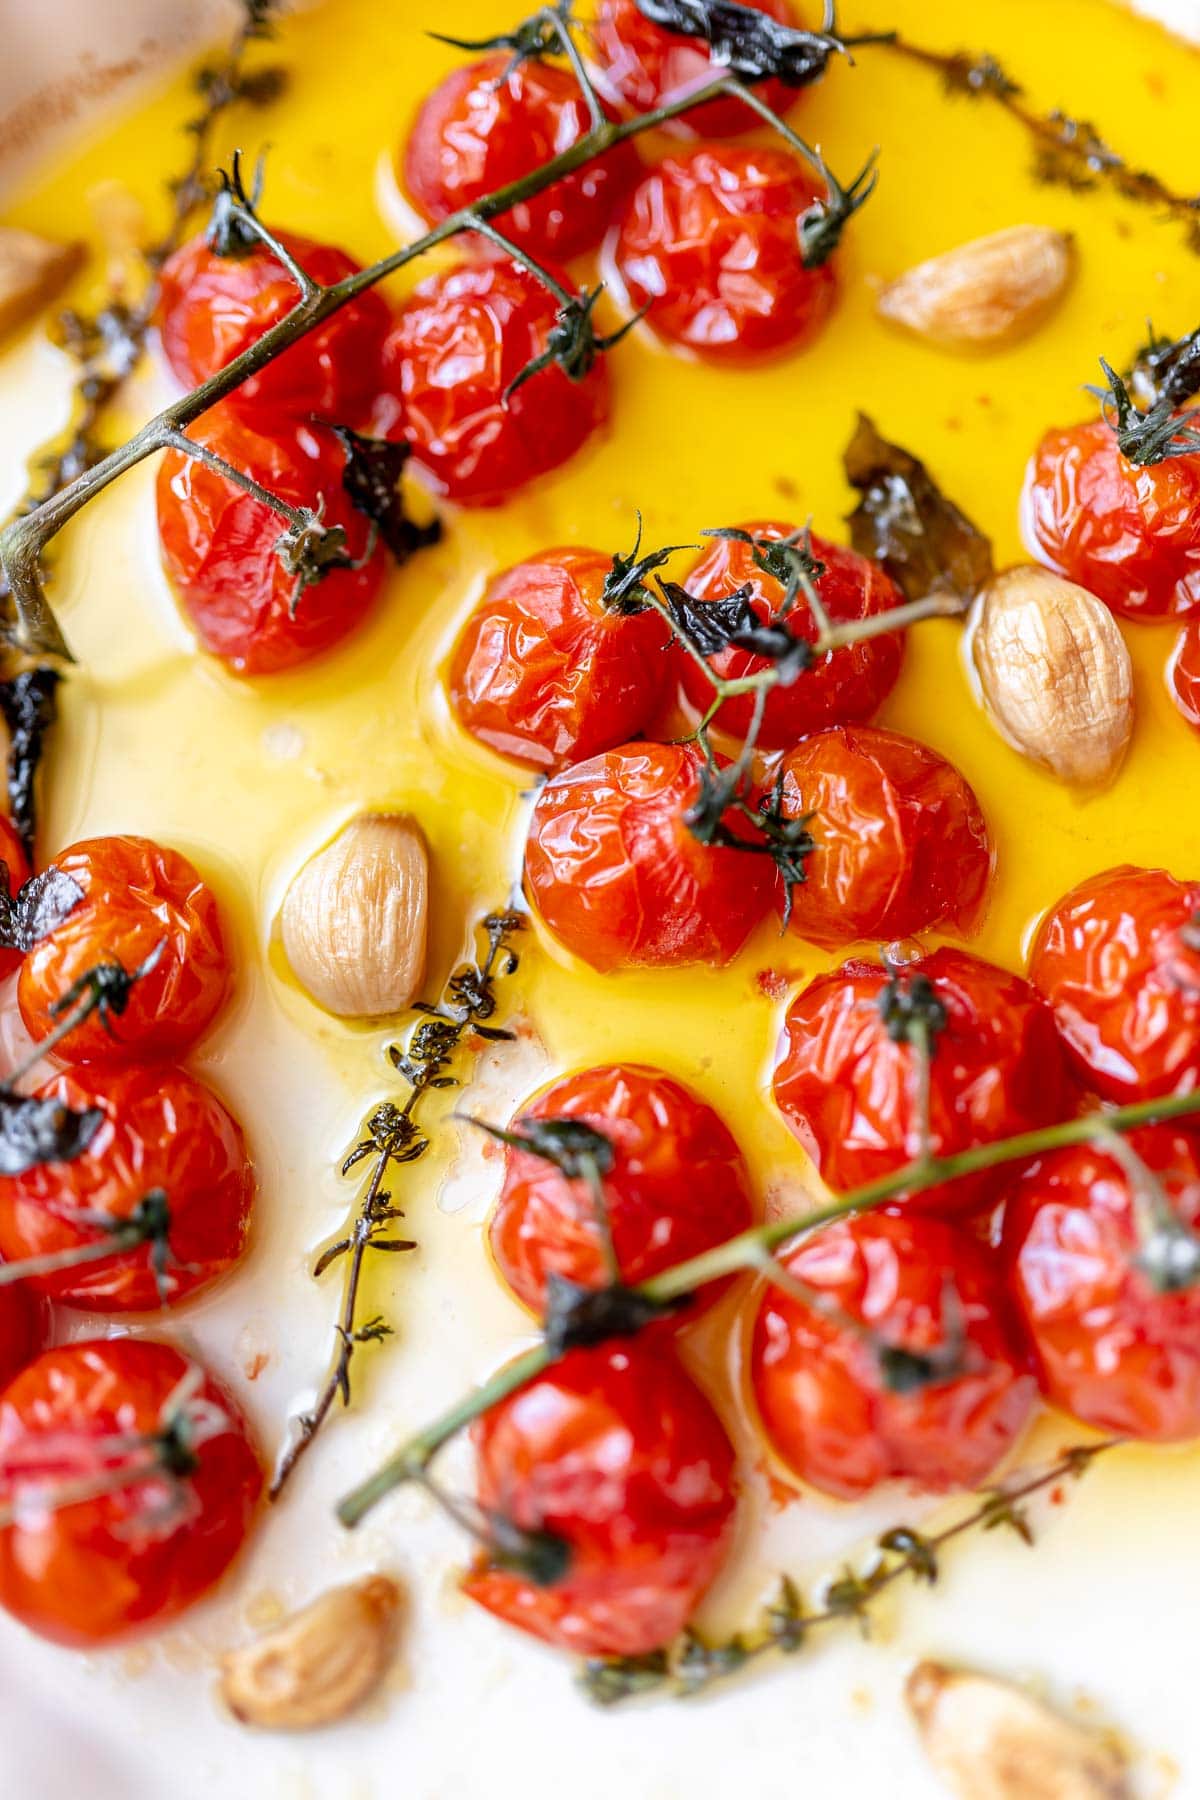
[0,1065,254,1312]
[773,725,993,946]
[383,258,609,507]
[1022,419,1200,620]
[773,948,1075,1212]
[525,740,775,971]
[448,547,671,772]
[675,525,904,745]
[1003,1127,1200,1440]
[752,1212,1036,1499]
[1169,623,1200,731]
[0,815,31,983]
[0,1338,262,1645]
[462,1341,736,1657]
[612,145,837,363]
[18,834,229,1064]
[1029,864,1200,1103]
[403,56,639,261]
[157,229,392,422]
[157,403,386,676]
[0,1284,45,1391]
[591,0,803,137]
[488,1063,754,1316]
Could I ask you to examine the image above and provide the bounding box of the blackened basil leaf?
[0,1092,103,1176]
[844,413,994,603]
[333,427,442,564]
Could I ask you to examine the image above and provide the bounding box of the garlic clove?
[0,227,85,340]
[878,226,1074,351]
[220,1575,401,1731]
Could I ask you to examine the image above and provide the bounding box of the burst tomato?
[771,725,993,946]
[612,145,837,363]
[157,403,386,675]
[1022,418,1200,620]
[0,1284,44,1391]
[0,815,31,983]
[17,834,229,1064]
[488,1063,754,1316]
[524,740,775,971]
[0,1064,254,1312]
[403,56,639,261]
[591,0,804,137]
[1169,622,1200,731]
[1029,864,1200,1103]
[674,524,904,746]
[772,948,1075,1211]
[462,1341,736,1657]
[1003,1126,1200,1440]
[383,257,609,506]
[751,1211,1036,1499]
[448,547,671,772]
[0,1338,262,1645]
[157,229,392,422]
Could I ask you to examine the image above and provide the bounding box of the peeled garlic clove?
[878,226,1074,351]
[220,1575,401,1731]
[0,228,85,340]
[281,812,429,1018]
[972,565,1134,788]
[907,1661,1130,1800]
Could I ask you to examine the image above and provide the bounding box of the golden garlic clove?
[877,225,1074,351]
[282,812,429,1018]
[0,227,85,340]
[220,1575,402,1731]
[972,565,1134,788]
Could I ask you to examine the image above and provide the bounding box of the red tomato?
[1022,419,1200,620]
[771,725,993,946]
[0,1065,254,1312]
[751,1211,1036,1499]
[403,56,639,261]
[157,403,386,676]
[448,547,671,772]
[524,740,775,971]
[773,948,1075,1212]
[462,1341,736,1657]
[674,524,904,746]
[1169,622,1200,731]
[1029,864,1200,1103]
[591,0,804,137]
[18,834,229,1065]
[0,1338,262,1645]
[1003,1126,1200,1440]
[383,257,609,507]
[156,229,392,422]
[612,145,837,363]
[0,1284,45,1391]
[0,815,31,983]
[488,1063,754,1316]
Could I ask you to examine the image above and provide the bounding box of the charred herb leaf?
[633,0,851,88]
[1091,357,1200,466]
[0,668,60,860]
[0,864,83,952]
[657,578,757,656]
[333,427,442,564]
[0,1091,102,1175]
[602,515,695,616]
[1128,324,1200,410]
[844,413,993,603]
[542,1274,682,1357]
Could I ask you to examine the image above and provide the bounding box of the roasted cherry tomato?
[383,257,609,507]
[0,815,31,983]
[1022,418,1200,620]
[773,948,1074,1212]
[1003,1126,1200,1440]
[157,228,392,422]
[525,740,775,971]
[612,145,837,363]
[1169,623,1200,731]
[0,1064,254,1312]
[157,403,386,676]
[591,0,804,137]
[771,725,993,946]
[751,1211,1036,1499]
[488,1063,754,1317]
[674,524,904,746]
[403,56,639,261]
[448,547,671,772]
[0,1283,45,1391]
[18,834,229,1065]
[1029,864,1200,1103]
[462,1341,736,1657]
[0,1337,262,1645]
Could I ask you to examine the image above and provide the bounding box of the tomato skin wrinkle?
[751,1211,1037,1500]
[590,0,804,138]
[675,524,905,746]
[1022,418,1200,620]
[449,547,671,773]
[17,834,229,1065]
[1029,863,1200,1103]
[612,144,838,364]
[524,739,775,972]
[462,1340,736,1658]
[0,1338,262,1646]
[403,56,640,262]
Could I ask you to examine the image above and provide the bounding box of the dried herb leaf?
[844,413,994,603]
[0,668,60,860]
[0,1091,102,1175]
[0,864,84,952]
[633,0,848,88]
[542,1274,682,1357]
[332,427,442,564]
